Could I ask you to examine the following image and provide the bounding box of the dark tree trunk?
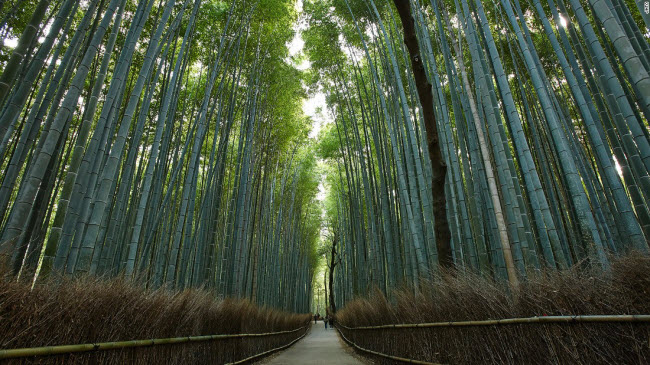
[324,268,328,310]
[393,0,453,269]
[329,233,337,313]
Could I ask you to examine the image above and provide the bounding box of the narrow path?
[263,321,365,364]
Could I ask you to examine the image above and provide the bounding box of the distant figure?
[329,316,334,329]
[314,313,318,324]
[324,315,329,329]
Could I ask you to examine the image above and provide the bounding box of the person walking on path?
[329,315,334,329]
[314,313,318,324]
[324,315,329,330]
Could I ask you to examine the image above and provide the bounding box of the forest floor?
[260,321,370,365]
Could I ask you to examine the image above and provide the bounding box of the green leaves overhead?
[0,0,320,313]
[306,0,650,307]
[1,0,648,314]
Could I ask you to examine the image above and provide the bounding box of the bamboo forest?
[0,0,649,363]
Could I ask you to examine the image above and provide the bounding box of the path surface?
[264,321,365,364]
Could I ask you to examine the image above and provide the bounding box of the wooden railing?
[0,323,310,363]
[336,314,650,364]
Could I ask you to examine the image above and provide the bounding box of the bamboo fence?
[0,324,310,360]
[336,314,650,363]
[338,314,650,330]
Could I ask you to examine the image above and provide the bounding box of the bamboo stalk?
[338,315,650,330]
[0,324,309,359]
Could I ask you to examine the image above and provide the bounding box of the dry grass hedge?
[0,275,311,364]
[336,254,650,364]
